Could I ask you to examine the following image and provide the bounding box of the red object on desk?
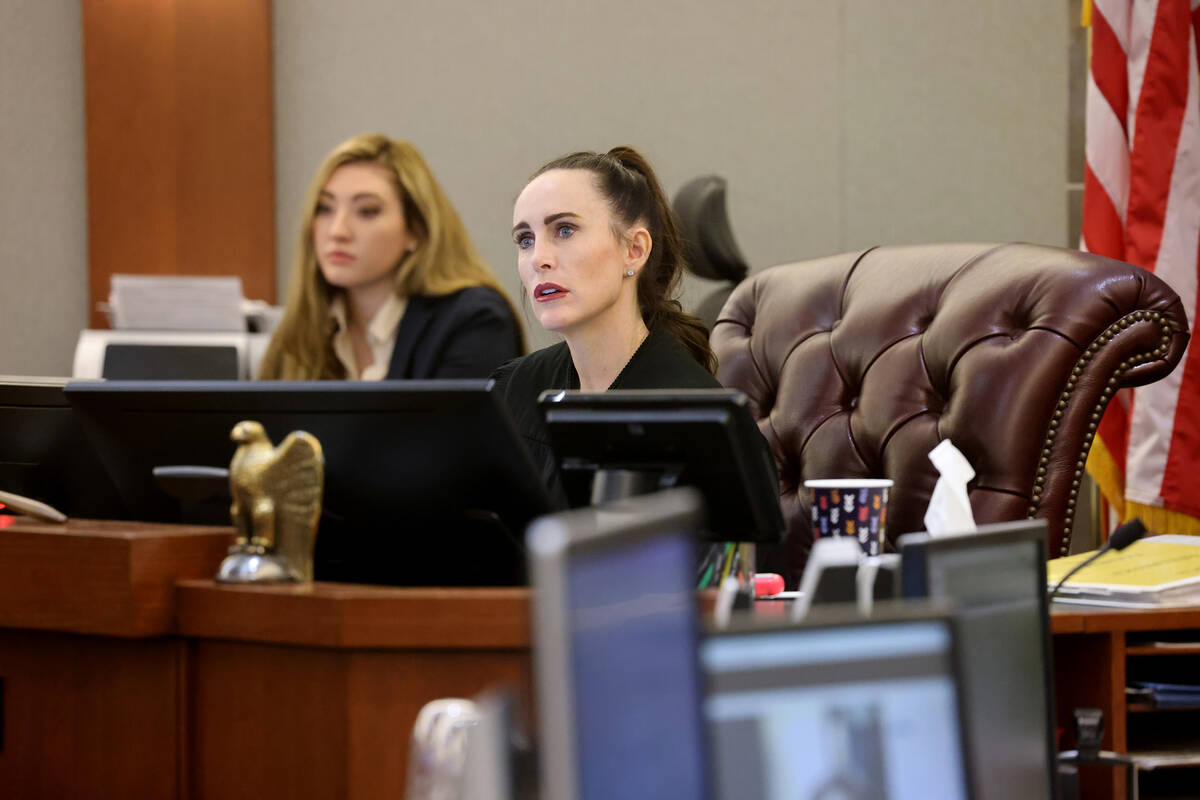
[754,573,785,597]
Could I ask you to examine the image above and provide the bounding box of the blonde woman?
[259,134,522,380]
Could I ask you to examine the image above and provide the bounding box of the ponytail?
[530,147,717,374]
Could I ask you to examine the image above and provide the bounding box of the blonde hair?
[259,133,519,379]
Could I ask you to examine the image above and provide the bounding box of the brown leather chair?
[711,243,1190,584]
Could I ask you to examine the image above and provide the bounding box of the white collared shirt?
[329,293,407,380]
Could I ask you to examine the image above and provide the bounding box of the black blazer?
[385,286,523,379]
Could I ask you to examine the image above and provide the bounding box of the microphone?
[1049,518,1147,601]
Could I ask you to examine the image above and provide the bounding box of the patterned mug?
[804,478,893,556]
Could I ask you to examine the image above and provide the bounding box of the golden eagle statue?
[217,420,324,583]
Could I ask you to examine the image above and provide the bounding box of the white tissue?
[923,440,978,537]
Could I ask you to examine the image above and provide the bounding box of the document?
[1048,536,1200,608]
[109,275,245,331]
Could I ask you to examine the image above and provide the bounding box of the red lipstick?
[533,282,569,302]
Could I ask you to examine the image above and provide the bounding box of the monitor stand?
[589,468,666,505]
[151,464,232,525]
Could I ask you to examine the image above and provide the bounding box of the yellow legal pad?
[1047,539,1200,592]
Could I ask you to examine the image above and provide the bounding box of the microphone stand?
[1049,518,1147,602]
[1052,520,1148,798]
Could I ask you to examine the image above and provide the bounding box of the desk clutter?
[406,492,1068,800]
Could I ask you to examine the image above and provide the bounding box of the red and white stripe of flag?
[1082,0,1200,527]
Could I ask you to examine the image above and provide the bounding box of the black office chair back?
[673,175,750,331]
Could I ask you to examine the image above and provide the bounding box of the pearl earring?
[626,269,635,277]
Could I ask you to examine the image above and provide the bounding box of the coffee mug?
[805,478,893,556]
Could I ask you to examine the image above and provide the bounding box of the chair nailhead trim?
[1028,313,1172,555]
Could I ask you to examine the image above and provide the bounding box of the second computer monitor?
[899,519,1056,800]
[701,610,974,800]
[527,487,710,800]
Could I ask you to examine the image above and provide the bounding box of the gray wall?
[0,0,1070,373]
[275,0,1068,349]
[0,0,88,375]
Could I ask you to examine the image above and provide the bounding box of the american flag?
[1082,0,1200,533]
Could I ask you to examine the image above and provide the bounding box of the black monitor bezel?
[700,604,977,800]
[63,379,555,585]
[0,377,124,519]
[527,487,711,800]
[537,388,784,544]
[898,519,1057,800]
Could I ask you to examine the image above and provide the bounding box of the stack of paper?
[108,275,245,331]
[1047,536,1200,608]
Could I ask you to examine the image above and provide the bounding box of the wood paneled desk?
[0,518,532,800]
[0,518,232,798]
[1051,604,1200,800]
[175,581,530,799]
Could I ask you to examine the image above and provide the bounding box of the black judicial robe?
[491,325,721,500]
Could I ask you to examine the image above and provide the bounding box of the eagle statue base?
[215,551,298,583]
[215,420,325,584]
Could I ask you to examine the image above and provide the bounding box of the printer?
[73,274,278,380]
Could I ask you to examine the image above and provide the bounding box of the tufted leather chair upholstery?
[712,243,1190,584]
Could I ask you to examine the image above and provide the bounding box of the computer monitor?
[898,519,1056,800]
[0,377,124,519]
[64,380,555,586]
[701,609,975,800]
[538,389,784,543]
[528,487,710,800]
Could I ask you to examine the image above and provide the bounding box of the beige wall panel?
[274,0,843,349]
[0,1,87,376]
[842,0,1068,250]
